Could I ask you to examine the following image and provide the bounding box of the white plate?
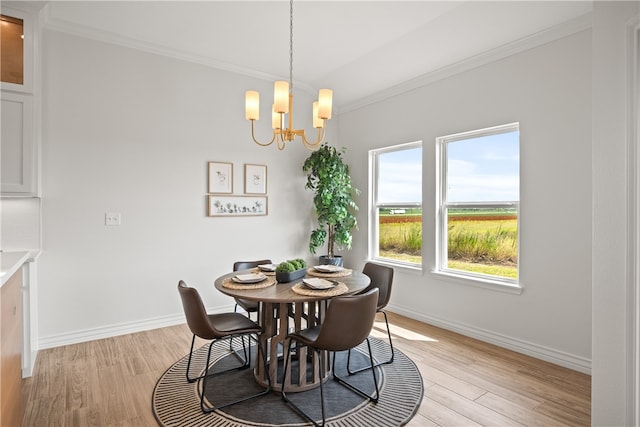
[257,264,277,272]
[313,265,344,273]
[302,278,337,290]
[232,273,267,284]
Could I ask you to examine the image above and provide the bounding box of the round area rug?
[152,338,423,426]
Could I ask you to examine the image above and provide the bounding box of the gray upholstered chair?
[347,262,395,373]
[280,289,380,427]
[177,280,270,413]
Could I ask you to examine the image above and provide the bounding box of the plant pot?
[276,268,307,283]
[319,255,343,267]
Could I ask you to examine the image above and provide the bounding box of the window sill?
[367,257,423,274]
[431,269,523,295]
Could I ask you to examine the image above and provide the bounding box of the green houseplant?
[275,258,308,282]
[302,143,359,265]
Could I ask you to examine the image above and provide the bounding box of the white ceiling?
[41,1,593,110]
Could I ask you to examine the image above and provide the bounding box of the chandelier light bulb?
[273,81,290,114]
[317,89,333,120]
[245,91,260,121]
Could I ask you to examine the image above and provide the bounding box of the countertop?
[1,251,37,287]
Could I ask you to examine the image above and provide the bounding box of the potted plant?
[302,143,359,266]
[275,258,308,283]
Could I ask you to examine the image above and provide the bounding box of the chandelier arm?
[277,133,286,150]
[250,120,277,147]
[300,124,325,148]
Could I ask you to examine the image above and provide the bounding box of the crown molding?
[339,12,593,115]
[41,4,591,114]
[41,3,319,96]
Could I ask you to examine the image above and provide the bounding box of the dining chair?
[232,259,272,317]
[281,289,380,427]
[347,262,395,374]
[177,280,270,413]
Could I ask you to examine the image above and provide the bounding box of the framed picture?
[208,195,268,217]
[244,164,267,194]
[208,161,233,193]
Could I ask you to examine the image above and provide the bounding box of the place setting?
[291,277,349,296]
[222,271,276,290]
[253,263,278,276]
[307,264,353,278]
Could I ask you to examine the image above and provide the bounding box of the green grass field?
[379,212,518,278]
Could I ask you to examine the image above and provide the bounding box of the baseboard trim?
[389,304,592,375]
[37,303,591,375]
[37,304,233,350]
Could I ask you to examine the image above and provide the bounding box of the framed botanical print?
[244,164,267,194]
[208,161,233,193]
[208,195,268,217]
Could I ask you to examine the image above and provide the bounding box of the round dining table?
[214,268,370,392]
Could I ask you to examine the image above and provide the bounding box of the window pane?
[378,207,422,264]
[370,142,422,267]
[447,207,518,279]
[378,147,421,203]
[438,124,519,283]
[447,130,519,203]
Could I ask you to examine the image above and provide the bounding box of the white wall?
[592,1,639,425]
[339,29,593,371]
[39,31,329,346]
[34,3,640,423]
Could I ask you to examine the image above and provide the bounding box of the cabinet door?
[0,7,34,93]
[1,92,35,195]
[1,269,23,427]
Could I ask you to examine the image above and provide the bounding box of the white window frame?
[368,141,422,270]
[434,123,522,293]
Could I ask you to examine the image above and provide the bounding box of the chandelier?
[245,0,332,150]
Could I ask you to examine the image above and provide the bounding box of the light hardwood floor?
[22,312,590,426]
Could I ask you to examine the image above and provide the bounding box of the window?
[369,141,422,267]
[436,123,519,285]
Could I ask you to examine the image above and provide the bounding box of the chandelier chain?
[289,0,294,91]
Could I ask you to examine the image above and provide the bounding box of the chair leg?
[334,338,379,404]
[232,305,259,350]
[186,334,198,383]
[200,340,216,413]
[281,339,323,426]
[381,310,394,364]
[230,304,241,351]
[282,339,379,426]
[346,310,394,375]
[200,332,271,414]
[188,333,251,384]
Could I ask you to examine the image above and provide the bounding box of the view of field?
[378,208,518,279]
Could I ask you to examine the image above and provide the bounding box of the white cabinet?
[1,4,40,196]
[1,91,35,195]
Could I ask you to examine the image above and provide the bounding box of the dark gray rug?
[152,338,423,426]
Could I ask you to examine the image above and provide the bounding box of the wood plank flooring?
[22,312,590,426]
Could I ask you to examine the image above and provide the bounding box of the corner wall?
[339,29,593,371]
[591,1,640,425]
